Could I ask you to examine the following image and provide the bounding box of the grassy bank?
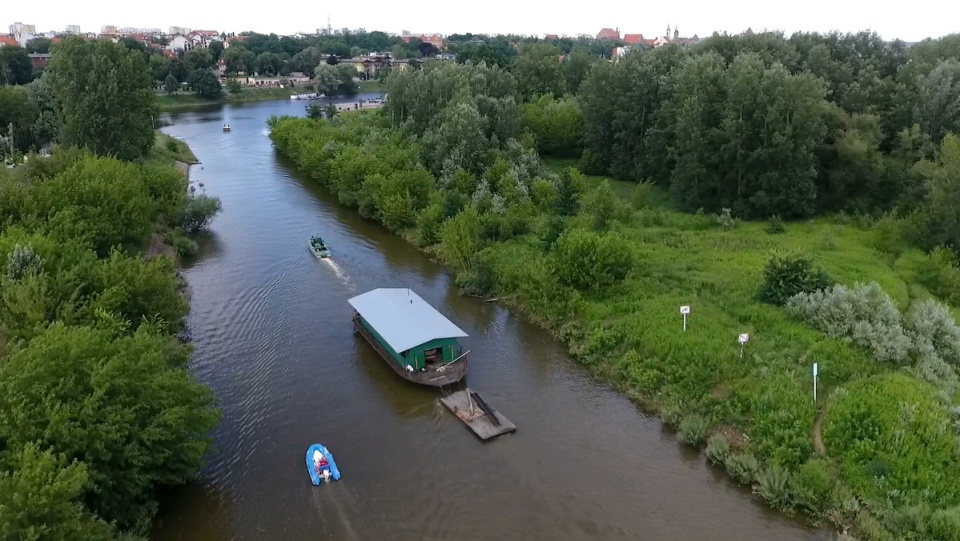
[269,111,960,540]
[149,131,199,165]
[358,80,385,92]
[156,86,299,110]
[157,81,386,112]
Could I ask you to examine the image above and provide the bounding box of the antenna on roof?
[408,286,412,303]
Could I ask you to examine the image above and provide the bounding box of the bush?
[758,252,834,306]
[755,464,795,510]
[552,228,634,292]
[726,452,761,485]
[679,415,708,446]
[180,194,222,233]
[823,373,960,510]
[705,434,730,465]
[786,283,911,364]
[171,235,198,257]
[766,214,786,234]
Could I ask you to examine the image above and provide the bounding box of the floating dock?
[440,388,516,441]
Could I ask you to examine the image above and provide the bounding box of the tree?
[25,37,52,54]
[0,444,117,540]
[226,78,243,94]
[0,46,33,85]
[187,69,223,100]
[418,42,440,58]
[313,64,342,94]
[149,54,171,82]
[183,48,213,72]
[208,40,225,61]
[164,73,178,94]
[0,323,220,531]
[168,57,189,82]
[512,43,566,99]
[0,86,39,151]
[46,37,156,161]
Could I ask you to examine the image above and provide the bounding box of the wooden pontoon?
[348,288,469,387]
[440,388,517,440]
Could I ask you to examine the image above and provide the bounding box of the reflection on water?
[151,99,829,541]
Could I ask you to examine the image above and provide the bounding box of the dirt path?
[174,160,191,177]
[813,411,827,456]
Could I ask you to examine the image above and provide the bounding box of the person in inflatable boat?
[313,450,329,475]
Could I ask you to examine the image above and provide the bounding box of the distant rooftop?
[347,288,468,353]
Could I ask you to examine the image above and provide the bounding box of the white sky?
[5,0,957,43]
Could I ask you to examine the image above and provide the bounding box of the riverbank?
[150,131,199,165]
[156,80,385,112]
[269,112,960,541]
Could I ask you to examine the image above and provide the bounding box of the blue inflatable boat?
[306,443,341,485]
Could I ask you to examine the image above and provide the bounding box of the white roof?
[348,288,468,353]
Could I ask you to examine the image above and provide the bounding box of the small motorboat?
[223,124,231,132]
[309,235,331,259]
[306,443,341,485]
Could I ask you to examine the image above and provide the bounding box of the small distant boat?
[306,443,341,485]
[309,235,331,259]
[223,124,231,132]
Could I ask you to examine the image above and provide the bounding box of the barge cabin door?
[424,347,442,367]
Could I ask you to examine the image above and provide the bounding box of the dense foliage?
[0,32,221,539]
[46,37,158,161]
[271,30,960,541]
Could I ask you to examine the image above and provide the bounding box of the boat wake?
[322,258,355,291]
[311,482,362,540]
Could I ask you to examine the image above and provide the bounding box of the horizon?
[5,0,957,44]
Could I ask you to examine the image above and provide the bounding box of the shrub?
[180,194,222,233]
[705,434,730,465]
[823,373,960,510]
[552,228,634,292]
[4,243,43,281]
[725,452,761,485]
[786,283,911,364]
[679,415,708,446]
[766,214,786,234]
[758,252,834,306]
[755,464,795,510]
[171,236,198,257]
[793,458,836,512]
[716,207,737,230]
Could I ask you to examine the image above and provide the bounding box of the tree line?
[0,35,221,538]
[270,29,960,541]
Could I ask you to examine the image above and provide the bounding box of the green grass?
[155,86,300,111]
[147,131,198,165]
[358,80,385,92]
[543,157,676,209]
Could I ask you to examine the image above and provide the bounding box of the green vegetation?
[149,132,199,164]
[156,85,298,110]
[270,32,960,540]
[0,37,222,538]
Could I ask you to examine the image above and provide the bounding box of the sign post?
[680,305,691,331]
[813,362,819,403]
[738,333,749,358]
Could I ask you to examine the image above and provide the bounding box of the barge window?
[425,347,441,365]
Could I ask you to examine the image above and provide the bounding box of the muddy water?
[150,98,828,541]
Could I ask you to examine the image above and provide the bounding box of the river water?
[150,96,828,541]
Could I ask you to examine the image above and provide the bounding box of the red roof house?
[596,27,620,40]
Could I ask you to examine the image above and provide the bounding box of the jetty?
[347,288,470,387]
[440,388,516,440]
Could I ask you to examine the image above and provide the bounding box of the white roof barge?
[348,288,470,387]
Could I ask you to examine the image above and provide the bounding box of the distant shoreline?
[156,80,385,112]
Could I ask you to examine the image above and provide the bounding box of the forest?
[269,30,960,541]
[0,36,221,539]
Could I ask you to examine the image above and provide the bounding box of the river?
[150,96,829,541]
